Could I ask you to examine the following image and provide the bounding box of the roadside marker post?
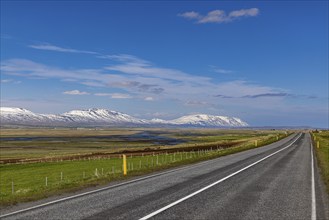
[317,141,320,149]
[255,140,258,147]
[276,136,279,141]
[123,154,127,175]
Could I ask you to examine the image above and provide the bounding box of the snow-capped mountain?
[169,114,249,127]
[62,108,147,124]
[0,107,248,127]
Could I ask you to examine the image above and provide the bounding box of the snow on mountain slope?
[1,107,47,122]
[170,114,248,127]
[0,107,248,127]
[0,107,71,124]
[62,108,147,124]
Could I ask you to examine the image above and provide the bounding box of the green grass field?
[312,131,329,193]
[0,128,289,205]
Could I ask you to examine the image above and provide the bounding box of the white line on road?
[0,133,298,219]
[311,141,316,220]
[140,133,302,220]
[0,156,224,218]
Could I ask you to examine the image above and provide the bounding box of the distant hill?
[0,107,249,128]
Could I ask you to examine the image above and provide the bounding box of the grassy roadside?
[0,132,289,206]
[311,131,329,193]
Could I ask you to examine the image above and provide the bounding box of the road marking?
[311,141,316,220]
[0,133,298,219]
[0,158,223,218]
[140,133,302,220]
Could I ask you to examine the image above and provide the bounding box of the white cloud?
[209,65,234,74]
[178,11,201,19]
[185,100,210,106]
[29,43,98,54]
[1,79,12,83]
[1,57,289,111]
[98,54,150,66]
[63,90,89,95]
[110,93,132,99]
[95,93,132,99]
[1,79,21,84]
[94,93,112,97]
[144,97,154,101]
[179,8,259,24]
[229,8,259,18]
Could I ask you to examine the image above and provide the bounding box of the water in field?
[0,131,185,145]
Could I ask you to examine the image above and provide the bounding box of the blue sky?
[1,1,328,127]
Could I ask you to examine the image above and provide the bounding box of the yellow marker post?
[255,140,258,147]
[276,136,279,141]
[123,154,127,175]
[317,141,320,149]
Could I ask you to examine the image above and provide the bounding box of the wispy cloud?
[98,54,150,66]
[94,93,132,99]
[63,90,90,95]
[110,93,132,99]
[1,56,299,111]
[215,92,321,100]
[209,65,234,74]
[1,79,21,84]
[29,43,98,54]
[178,8,259,24]
[242,92,289,98]
[144,97,154,101]
[185,100,212,107]
[1,79,12,83]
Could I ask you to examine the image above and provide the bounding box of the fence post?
[123,154,127,175]
[11,181,14,194]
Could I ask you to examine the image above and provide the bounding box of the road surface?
[1,132,328,220]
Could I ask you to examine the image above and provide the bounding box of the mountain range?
[0,107,249,127]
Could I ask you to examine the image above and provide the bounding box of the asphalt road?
[1,132,328,220]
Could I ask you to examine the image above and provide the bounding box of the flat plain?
[0,128,288,205]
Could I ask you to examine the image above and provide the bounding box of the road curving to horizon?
[1,132,328,220]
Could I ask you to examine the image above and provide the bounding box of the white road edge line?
[311,141,316,220]
[0,155,227,218]
[139,133,302,220]
[0,133,298,219]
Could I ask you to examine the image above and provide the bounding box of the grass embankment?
[311,131,329,193]
[0,131,289,206]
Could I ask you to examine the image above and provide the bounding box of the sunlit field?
[0,128,289,205]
